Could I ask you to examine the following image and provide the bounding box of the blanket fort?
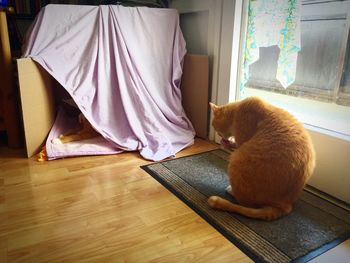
[22,4,195,161]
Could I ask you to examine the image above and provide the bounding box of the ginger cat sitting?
[208,97,315,221]
[52,113,99,144]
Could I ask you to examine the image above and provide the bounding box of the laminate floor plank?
[0,138,252,262]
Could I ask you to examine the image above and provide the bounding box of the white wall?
[307,129,350,204]
[179,11,209,55]
[171,0,238,141]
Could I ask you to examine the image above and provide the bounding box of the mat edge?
[140,164,282,263]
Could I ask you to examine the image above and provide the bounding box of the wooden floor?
[0,138,252,263]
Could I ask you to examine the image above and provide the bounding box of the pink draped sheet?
[22,4,195,161]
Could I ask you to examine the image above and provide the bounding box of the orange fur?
[52,113,99,144]
[208,97,316,220]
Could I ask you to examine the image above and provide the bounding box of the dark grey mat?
[141,149,350,263]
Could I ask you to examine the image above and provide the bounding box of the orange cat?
[52,113,99,144]
[208,97,315,220]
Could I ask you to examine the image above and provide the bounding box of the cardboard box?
[181,54,209,139]
[17,54,209,157]
[17,58,56,157]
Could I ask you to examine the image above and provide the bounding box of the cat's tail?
[208,196,291,221]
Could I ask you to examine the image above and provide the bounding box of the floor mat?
[141,149,350,263]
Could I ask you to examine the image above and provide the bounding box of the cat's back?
[237,98,315,168]
[258,103,311,148]
[227,98,315,209]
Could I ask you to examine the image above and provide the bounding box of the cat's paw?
[221,138,236,150]
[208,196,220,208]
[51,138,63,145]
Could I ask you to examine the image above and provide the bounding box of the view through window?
[240,0,350,137]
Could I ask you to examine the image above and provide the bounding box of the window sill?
[242,88,350,141]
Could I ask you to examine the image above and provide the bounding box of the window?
[239,0,350,138]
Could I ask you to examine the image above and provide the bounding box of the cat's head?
[209,102,235,140]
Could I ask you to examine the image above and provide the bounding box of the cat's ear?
[209,102,219,114]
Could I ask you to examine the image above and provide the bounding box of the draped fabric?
[241,0,301,91]
[23,4,195,161]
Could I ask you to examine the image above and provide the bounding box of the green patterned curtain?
[240,0,301,93]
